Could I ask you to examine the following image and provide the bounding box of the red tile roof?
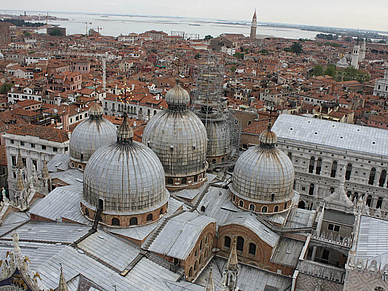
[7,124,69,143]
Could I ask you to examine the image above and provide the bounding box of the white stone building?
[272,114,388,217]
[373,68,388,98]
[3,125,69,196]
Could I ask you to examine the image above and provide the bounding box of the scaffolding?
[170,31,200,40]
[192,54,241,169]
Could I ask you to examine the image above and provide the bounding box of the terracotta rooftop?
[7,124,69,143]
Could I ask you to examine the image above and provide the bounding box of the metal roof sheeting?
[148,212,216,260]
[272,114,388,157]
[221,213,280,248]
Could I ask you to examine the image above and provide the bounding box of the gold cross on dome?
[118,78,133,104]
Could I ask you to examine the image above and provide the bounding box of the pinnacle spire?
[226,237,238,271]
[17,148,23,169]
[58,264,69,291]
[16,169,24,192]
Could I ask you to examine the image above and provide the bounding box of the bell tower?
[250,10,257,39]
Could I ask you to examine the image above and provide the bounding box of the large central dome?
[230,126,295,214]
[81,114,169,227]
[142,82,208,191]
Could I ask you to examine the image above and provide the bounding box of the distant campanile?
[250,9,257,39]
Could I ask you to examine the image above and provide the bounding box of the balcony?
[298,259,345,283]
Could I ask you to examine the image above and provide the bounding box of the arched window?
[181,177,187,185]
[377,197,383,209]
[366,195,373,207]
[271,193,275,201]
[298,201,305,209]
[347,191,352,198]
[249,204,255,211]
[346,163,352,180]
[199,255,203,265]
[160,208,164,215]
[274,205,279,212]
[249,243,256,255]
[330,187,335,193]
[353,192,359,202]
[232,195,236,201]
[212,159,216,164]
[224,236,231,248]
[237,236,244,252]
[167,178,173,185]
[205,249,208,258]
[316,158,322,175]
[309,183,315,195]
[239,200,244,208]
[130,217,138,226]
[112,218,120,226]
[201,205,206,212]
[194,260,198,271]
[331,160,338,178]
[309,156,315,173]
[380,170,387,187]
[288,152,292,160]
[189,267,193,277]
[84,208,89,217]
[262,206,268,213]
[194,175,198,183]
[369,168,376,185]
[147,213,153,221]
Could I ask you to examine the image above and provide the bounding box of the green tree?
[194,53,201,59]
[233,52,244,59]
[312,65,324,76]
[0,83,13,94]
[204,35,213,40]
[345,66,358,80]
[290,42,303,54]
[259,49,269,55]
[230,65,237,73]
[23,30,31,37]
[48,27,62,36]
[324,64,337,77]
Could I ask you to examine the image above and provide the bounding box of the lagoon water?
[7,10,321,39]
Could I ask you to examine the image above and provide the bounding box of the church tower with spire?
[250,10,257,39]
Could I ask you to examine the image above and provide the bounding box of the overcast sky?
[2,0,388,31]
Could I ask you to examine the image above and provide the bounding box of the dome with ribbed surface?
[206,119,231,160]
[70,103,116,163]
[82,117,169,216]
[143,83,208,190]
[165,83,190,108]
[230,129,294,207]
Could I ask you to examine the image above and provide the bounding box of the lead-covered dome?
[230,126,295,214]
[69,102,116,169]
[81,114,169,227]
[142,82,208,191]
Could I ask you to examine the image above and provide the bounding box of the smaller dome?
[259,125,277,145]
[88,101,104,118]
[165,81,190,107]
[69,103,117,164]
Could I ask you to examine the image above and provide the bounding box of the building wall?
[276,138,388,215]
[4,134,69,198]
[217,224,294,276]
[185,223,216,281]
